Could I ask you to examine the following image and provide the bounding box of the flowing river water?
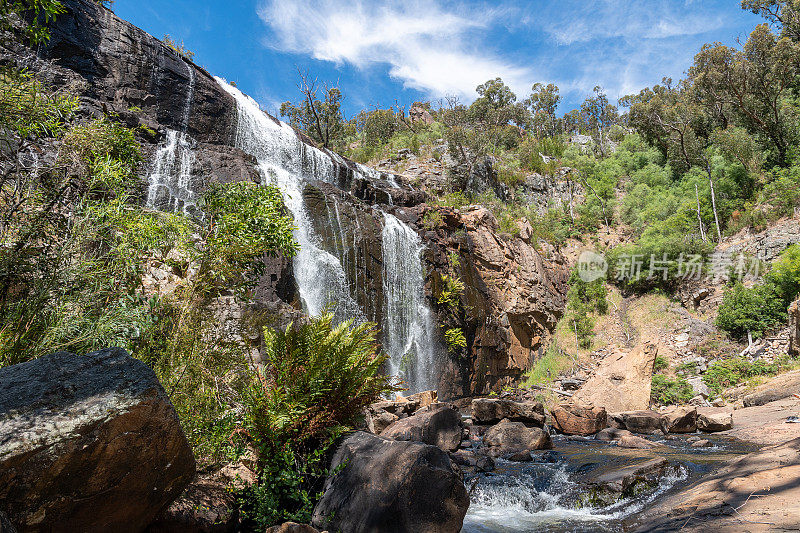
[461,433,757,532]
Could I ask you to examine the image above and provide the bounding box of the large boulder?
[482,418,552,457]
[0,348,195,532]
[698,411,734,432]
[550,403,607,436]
[583,458,669,506]
[573,342,659,412]
[311,432,468,533]
[612,410,667,434]
[664,406,698,433]
[742,370,800,407]
[470,398,545,426]
[380,404,463,452]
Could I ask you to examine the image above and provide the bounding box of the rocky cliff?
[4,0,569,397]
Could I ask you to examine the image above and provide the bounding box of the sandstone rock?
[615,410,667,434]
[311,432,468,533]
[742,370,800,407]
[471,398,545,426]
[483,418,552,457]
[590,458,669,494]
[380,404,462,452]
[407,390,438,409]
[712,398,727,407]
[266,523,320,533]
[617,435,661,449]
[691,439,712,448]
[595,428,632,442]
[664,406,697,434]
[550,403,607,436]
[573,342,659,412]
[0,348,195,532]
[698,411,733,432]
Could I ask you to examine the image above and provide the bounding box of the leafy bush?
[653,354,669,372]
[716,282,786,339]
[443,327,467,353]
[650,374,694,405]
[702,356,787,395]
[239,314,399,528]
[437,274,464,310]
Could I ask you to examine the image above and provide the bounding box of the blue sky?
[114,1,764,117]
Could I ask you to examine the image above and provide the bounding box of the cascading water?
[146,59,198,216]
[215,77,441,391]
[215,78,365,323]
[382,213,439,392]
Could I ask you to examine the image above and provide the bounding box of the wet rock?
[0,348,195,532]
[450,449,495,472]
[483,418,552,457]
[664,406,698,434]
[311,432,468,533]
[573,342,659,412]
[507,451,533,462]
[471,398,546,426]
[617,435,662,449]
[698,411,733,432]
[691,439,712,448]
[550,403,607,436]
[595,428,632,442]
[582,458,669,506]
[615,410,667,434]
[380,404,463,452]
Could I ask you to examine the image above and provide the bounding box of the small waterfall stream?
[382,213,439,391]
[146,59,198,216]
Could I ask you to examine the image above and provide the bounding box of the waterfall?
[216,78,364,323]
[382,213,440,392]
[146,59,198,216]
[214,77,440,392]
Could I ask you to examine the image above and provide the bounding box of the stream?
[462,433,758,532]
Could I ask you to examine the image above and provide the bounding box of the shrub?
[653,354,669,372]
[702,356,787,395]
[716,282,786,339]
[443,327,467,353]
[437,274,464,310]
[650,374,694,405]
[524,344,573,387]
[239,314,399,528]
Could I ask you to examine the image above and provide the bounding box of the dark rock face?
[380,404,463,452]
[0,348,195,532]
[482,418,552,457]
[471,398,546,426]
[423,206,569,396]
[311,432,469,533]
[583,458,669,506]
[612,410,667,435]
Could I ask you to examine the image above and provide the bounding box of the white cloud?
[257,0,535,100]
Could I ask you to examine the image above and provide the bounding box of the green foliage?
[564,270,607,348]
[702,355,788,395]
[238,314,399,528]
[524,344,573,386]
[280,73,345,149]
[161,34,195,61]
[768,244,800,302]
[653,354,669,372]
[437,274,464,310]
[421,210,443,230]
[0,68,77,138]
[0,0,66,46]
[716,282,786,339]
[650,374,694,405]
[201,182,298,294]
[443,327,467,353]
